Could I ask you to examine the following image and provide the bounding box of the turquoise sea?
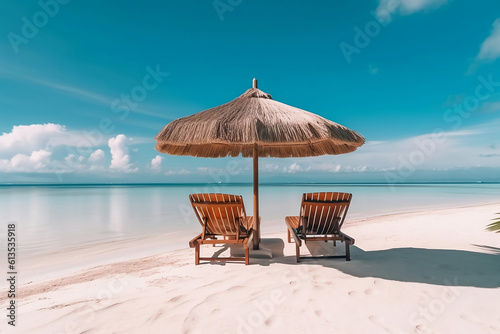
[1,183,499,256]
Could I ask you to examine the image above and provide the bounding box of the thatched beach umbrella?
[155,79,365,249]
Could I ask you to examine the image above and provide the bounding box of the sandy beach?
[3,0,500,333]
[6,202,500,333]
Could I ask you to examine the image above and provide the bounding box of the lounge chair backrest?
[190,193,248,236]
[300,192,352,235]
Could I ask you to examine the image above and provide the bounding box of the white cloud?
[278,161,379,174]
[0,149,52,172]
[476,19,500,61]
[0,127,110,174]
[196,167,226,175]
[376,0,447,20]
[64,154,77,164]
[151,155,162,172]
[282,162,311,173]
[165,168,190,176]
[0,123,103,155]
[15,150,51,168]
[352,165,368,172]
[323,122,500,171]
[88,149,105,163]
[444,129,482,137]
[263,163,280,172]
[0,124,147,175]
[63,154,87,172]
[0,123,63,152]
[256,119,500,178]
[108,134,138,173]
[399,0,447,14]
[311,162,342,173]
[288,162,303,173]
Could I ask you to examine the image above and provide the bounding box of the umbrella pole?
[253,143,260,250]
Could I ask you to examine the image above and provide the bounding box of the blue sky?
[1,0,499,183]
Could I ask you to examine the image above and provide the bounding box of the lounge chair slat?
[323,206,332,235]
[286,192,354,262]
[189,193,251,265]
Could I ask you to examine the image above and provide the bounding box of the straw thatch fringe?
[155,87,365,158]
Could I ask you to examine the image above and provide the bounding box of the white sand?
[5,203,500,333]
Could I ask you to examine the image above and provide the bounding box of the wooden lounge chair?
[188,193,254,265]
[285,192,355,262]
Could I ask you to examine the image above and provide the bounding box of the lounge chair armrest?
[243,216,258,231]
[245,228,254,248]
[189,233,203,248]
[285,217,302,247]
[341,232,355,245]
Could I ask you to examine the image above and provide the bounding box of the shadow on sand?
[243,238,500,288]
[330,246,500,288]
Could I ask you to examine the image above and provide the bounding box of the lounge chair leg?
[287,230,291,243]
[195,243,200,265]
[295,243,300,263]
[245,247,249,265]
[333,240,336,247]
[345,242,350,261]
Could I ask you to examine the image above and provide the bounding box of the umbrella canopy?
[155,79,365,249]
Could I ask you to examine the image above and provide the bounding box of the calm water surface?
[1,183,499,255]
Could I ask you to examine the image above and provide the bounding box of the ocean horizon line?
[0,181,499,187]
